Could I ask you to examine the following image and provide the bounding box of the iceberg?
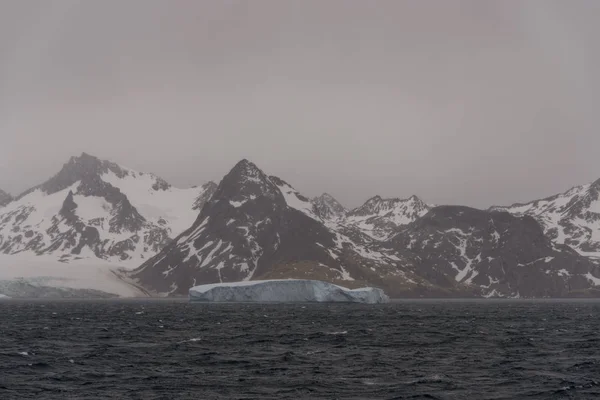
[188,279,390,304]
[0,294,10,299]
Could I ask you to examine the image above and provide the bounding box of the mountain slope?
[391,206,600,298]
[0,189,12,208]
[0,153,215,265]
[491,179,600,260]
[130,160,417,296]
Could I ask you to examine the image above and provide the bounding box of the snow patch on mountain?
[101,169,211,236]
[273,178,320,220]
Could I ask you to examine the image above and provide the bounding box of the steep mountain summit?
[312,193,346,220]
[0,189,12,207]
[18,153,125,198]
[0,153,214,265]
[492,178,600,259]
[344,194,431,240]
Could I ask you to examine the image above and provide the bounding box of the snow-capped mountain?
[491,179,600,260]
[130,159,600,298]
[312,193,347,220]
[344,195,431,240]
[3,154,600,298]
[0,153,215,266]
[391,206,600,298]
[130,160,418,296]
[0,189,12,207]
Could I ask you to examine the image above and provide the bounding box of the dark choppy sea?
[1,299,600,399]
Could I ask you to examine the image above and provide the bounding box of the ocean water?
[1,299,600,399]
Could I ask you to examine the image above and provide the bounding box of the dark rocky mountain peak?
[211,159,283,205]
[15,152,124,198]
[312,193,346,220]
[130,160,402,296]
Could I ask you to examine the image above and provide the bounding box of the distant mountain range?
[1,154,600,298]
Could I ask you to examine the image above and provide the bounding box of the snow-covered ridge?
[189,279,389,303]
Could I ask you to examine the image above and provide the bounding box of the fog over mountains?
[1,153,600,298]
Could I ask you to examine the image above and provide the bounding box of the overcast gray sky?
[1,0,599,208]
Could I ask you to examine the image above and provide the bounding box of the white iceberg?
[0,294,10,299]
[188,279,389,304]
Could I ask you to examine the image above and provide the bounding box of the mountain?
[4,155,600,298]
[130,159,600,298]
[312,193,346,220]
[391,206,600,298]
[491,179,600,261]
[0,189,12,207]
[130,160,419,296]
[0,153,215,265]
[344,195,431,240]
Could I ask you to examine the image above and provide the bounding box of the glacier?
[188,279,390,303]
[0,254,146,298]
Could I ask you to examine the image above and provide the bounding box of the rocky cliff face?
[0,153,215,265]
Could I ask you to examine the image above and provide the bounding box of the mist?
[1,0,599,208]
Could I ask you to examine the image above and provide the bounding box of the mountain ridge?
[129,159,600,298]
[2,154,600,298]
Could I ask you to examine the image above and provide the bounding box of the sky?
[1,0,599,209]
